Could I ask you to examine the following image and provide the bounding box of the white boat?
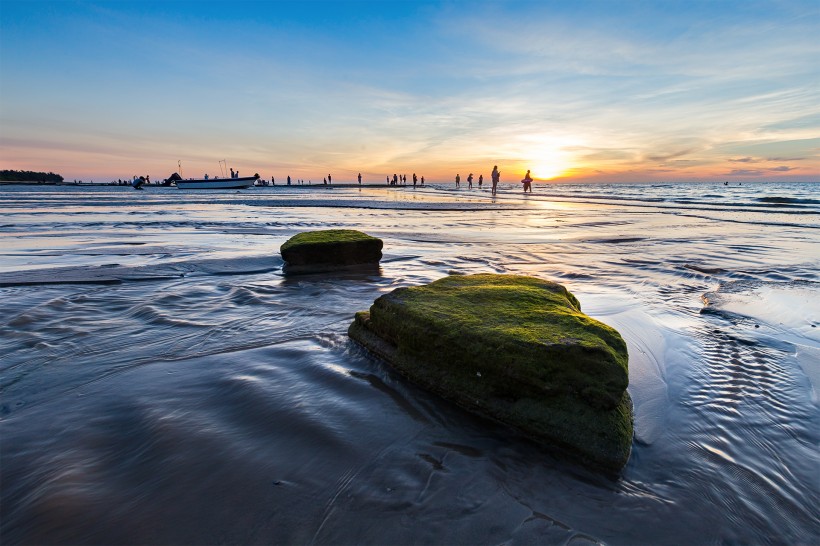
[175,175,258,189]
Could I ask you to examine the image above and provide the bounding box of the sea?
[1,181,818,545]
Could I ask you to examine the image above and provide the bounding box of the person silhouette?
[478,174,483,188]
[328,174,332,184]
[358,173,362,185]
[455,174,460,188]
[413,173,417,187]
[467,173,473,189]
[491,165,500,194]
[522,169,533,192]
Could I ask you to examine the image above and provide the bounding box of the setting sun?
[518,134,577,181]
[531,163,565,180]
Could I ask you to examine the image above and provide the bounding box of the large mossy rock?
[348,274,633,471]
[280,229,383,274]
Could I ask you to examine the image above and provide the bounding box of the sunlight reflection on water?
[1,183,818,544]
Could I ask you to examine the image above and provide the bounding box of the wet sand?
[1,183,818,544]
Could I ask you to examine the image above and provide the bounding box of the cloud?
[3,1,820,181]
[563,146,637,163]
[730,155,808,164]
[646,149,695,162]
[727,166,798,176]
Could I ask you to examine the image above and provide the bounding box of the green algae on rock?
[280,229,383,274]
[348,273,633,471]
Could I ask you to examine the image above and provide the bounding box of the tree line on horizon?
[0,170,65,183]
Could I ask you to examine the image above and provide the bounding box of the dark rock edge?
[348,311,633,472]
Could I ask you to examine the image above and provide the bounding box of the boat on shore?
[175,175,259,190]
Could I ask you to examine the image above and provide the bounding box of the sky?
[1,0,819,183]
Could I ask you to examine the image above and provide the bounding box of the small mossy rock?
[280,229,383,273]
[348,274,633,471]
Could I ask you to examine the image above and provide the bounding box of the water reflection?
[1,184,818,544]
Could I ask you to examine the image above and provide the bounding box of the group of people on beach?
[452,166,531,194]
[454,173,485,190]
[388,173,425,187]
[195,165,529,194]
[266,174,339,186]
[453,166,503,194]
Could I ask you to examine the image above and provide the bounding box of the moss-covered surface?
[280,229,383,273]
[280,229,380,252]
[348,274,633,471]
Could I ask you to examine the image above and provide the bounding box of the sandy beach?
[1,182,818,544]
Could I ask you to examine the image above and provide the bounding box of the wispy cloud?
[647,149,696,162]
[727,166,799,176]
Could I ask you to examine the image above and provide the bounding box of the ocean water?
[1,181,818,545]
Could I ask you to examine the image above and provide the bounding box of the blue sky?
[1,0,818,182]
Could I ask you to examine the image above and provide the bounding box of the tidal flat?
[1,182,818,544]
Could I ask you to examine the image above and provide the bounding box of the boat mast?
[178,160,182,177]
[219,160,227,178]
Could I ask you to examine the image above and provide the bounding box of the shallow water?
[1,182,818,545]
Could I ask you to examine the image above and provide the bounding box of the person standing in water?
[467,173,473,189]
[358,173,362,185]
[522,169,533,193]
[413,173,417,188]
[491,165,500,194]
[478,174,483,188]
[455,174,460,188]
[420,176,425,186]
[328,174,332,184]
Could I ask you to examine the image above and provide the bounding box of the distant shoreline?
[0,181,397,189]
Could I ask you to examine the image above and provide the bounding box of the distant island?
[0,170,64,183]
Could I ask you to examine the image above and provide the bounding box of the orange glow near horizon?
[2,134,818,183]
[531,162,567,180]
[519,136,577,181]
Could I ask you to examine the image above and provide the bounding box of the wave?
[0,256,284,287]
[758,196,820,205]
